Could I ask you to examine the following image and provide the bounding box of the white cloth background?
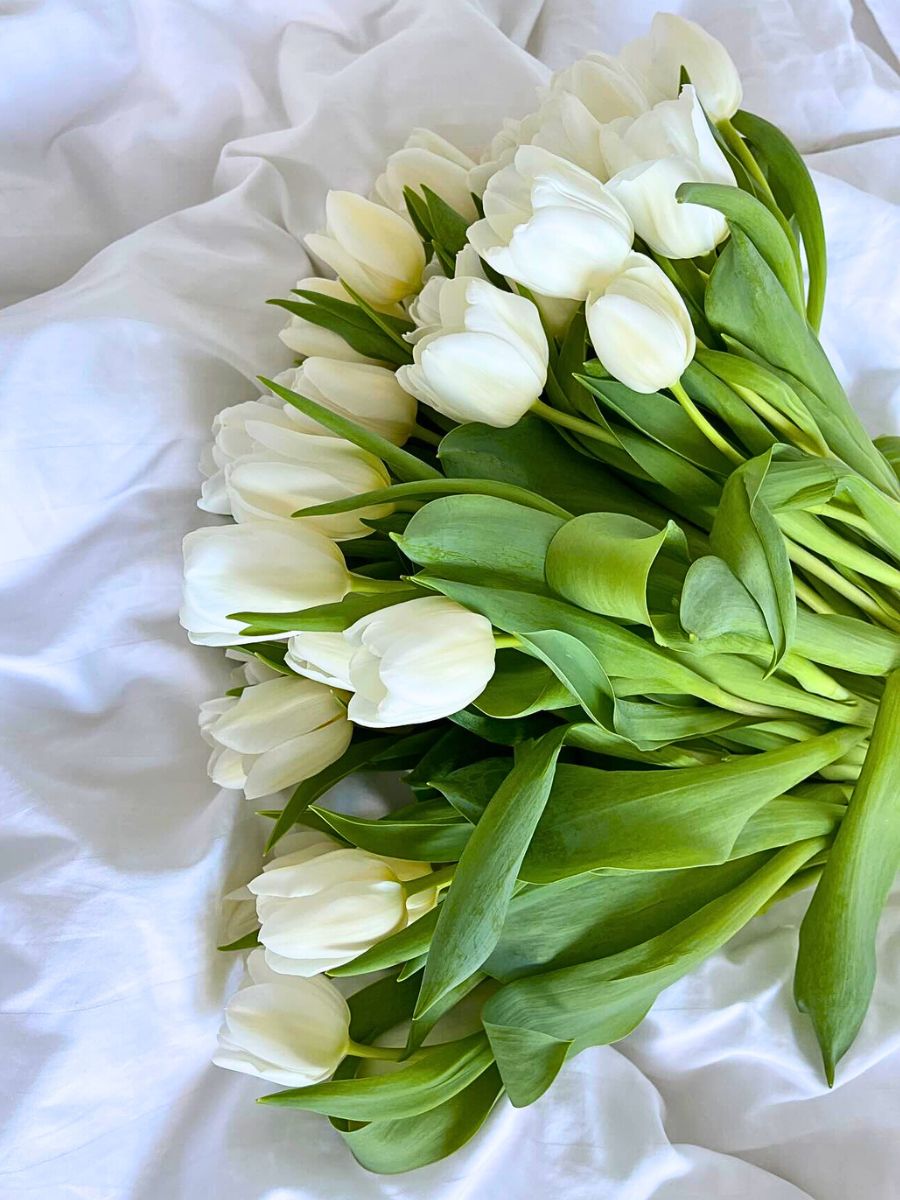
[2,1,899,1196]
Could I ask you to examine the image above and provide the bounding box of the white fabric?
[1,1,899,1196]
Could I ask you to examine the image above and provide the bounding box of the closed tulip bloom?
[305,191,425,307]
[198,398,302,515]
[586,252,695,393]
[601,86,735,258]
[275,357,416,445]
[199,675,352,799]
[375,128,478,221]
[528,91,607,178]
[213,948,350,1087]
[549,51,652,123]
[344,596,496,727]
[645,12,743,123]
[223,425,390,540]
[180,522,350,646]
[468,145,633,300]
[286,631,354,689]
[278,277,382,364]
[250,830,437,975]
[397,275,548,428]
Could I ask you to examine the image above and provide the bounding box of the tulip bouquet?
[183,12,900,1175]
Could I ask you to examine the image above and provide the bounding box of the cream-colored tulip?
[549,50,652,124]
[274,356,416,445]
[198,398,301,515]
[601,86,735,258]
[586,252,695,393]
[375,128,478,221]
[646,12,743,123]
[180,522,350,646]
[250,829,437,976]
[344,596,496,727]
[213,948,350,1087]
[305,191,425,306]
[286,631,354,689]
[397,275,548,427]
[199,675,352,799]
[468,145,633,300]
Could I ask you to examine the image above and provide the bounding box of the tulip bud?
[586,252,695,394]
[601,86,735,258]
[286,631,354,689]
[647,13,743,123]
[180,522,350,646]
[305,191,425,307]
[223,425,391,540]
[278,277,382,364]
[199,676,352,799]
[375,128,478,221]
[467,145,634,300]
[549,51,651,123]
[396,275,548,428]
[250,830,437,975]
[344,595,496,727]
[213,948,350,1087]
[198,398,302,515]
[275,356,417,445]
[527,91,607,178]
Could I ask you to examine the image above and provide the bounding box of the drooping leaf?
[232,587,420,636]
[312,799,471,861]
[293,477,571,521]
[268,294,411,365]
[795,669,900,1083]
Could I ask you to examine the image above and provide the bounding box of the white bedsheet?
[2,2,900,1196]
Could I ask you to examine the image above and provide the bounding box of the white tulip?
[344,596,496,727]
[396,275,548,428]
[549,51,652,123]
[199,398,301,516]
[645,12,743,123]
[286,631,354,689]
[213,948,350,1087]
[468,145,633,300]
[180,522,350,647]
[250,829,437,975]
[305,191,425,306]
[278,277,381,364]
[528,91,607,178]
[601,86,735,258]
[226,648,284,687]
[274,357,417,445]
[586,252,695,394]
[223,425,390,541]
[199,675,352,799]
[375,128,478,221]
[468,113,536,195]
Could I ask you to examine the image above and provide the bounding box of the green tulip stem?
[494,633,520,649]
[346,1040,407,1062]
[412,423,441,446]
[531,399,618,447]
[405,865,455,896]
[794,576,838,616]
[348,574,414,595]
[785,538,900,632]
[669,381,745,465]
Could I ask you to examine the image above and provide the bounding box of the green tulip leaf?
[475,651,574,718]
[312,798,471,861]
[268,292,412,366]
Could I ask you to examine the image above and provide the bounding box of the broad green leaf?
[545,512,687,636]
[259,1032,492,1119]
[431,758,513,822]
[293,477,571,521]
[521,726,860,881]
[732,109,827,329]
[449,706,556,746]
[704,230,899,496]
[232,588,420,636]
[795,669,900,1083]
[312,800,471,861]
[395,495,565,592]
[681,555,767,640]
[516,630,618,732]
[422,186,470,255]
[677,181,804,313]
[338,1065,503,1174]
[262,375,441,482]
[475,651,573,718]
[710,447,796,671]
[483,837,825,1105]
[438,414,668,525]
[416,725,571,1017]
[729,794,843,859]
[344,972,421,1047]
